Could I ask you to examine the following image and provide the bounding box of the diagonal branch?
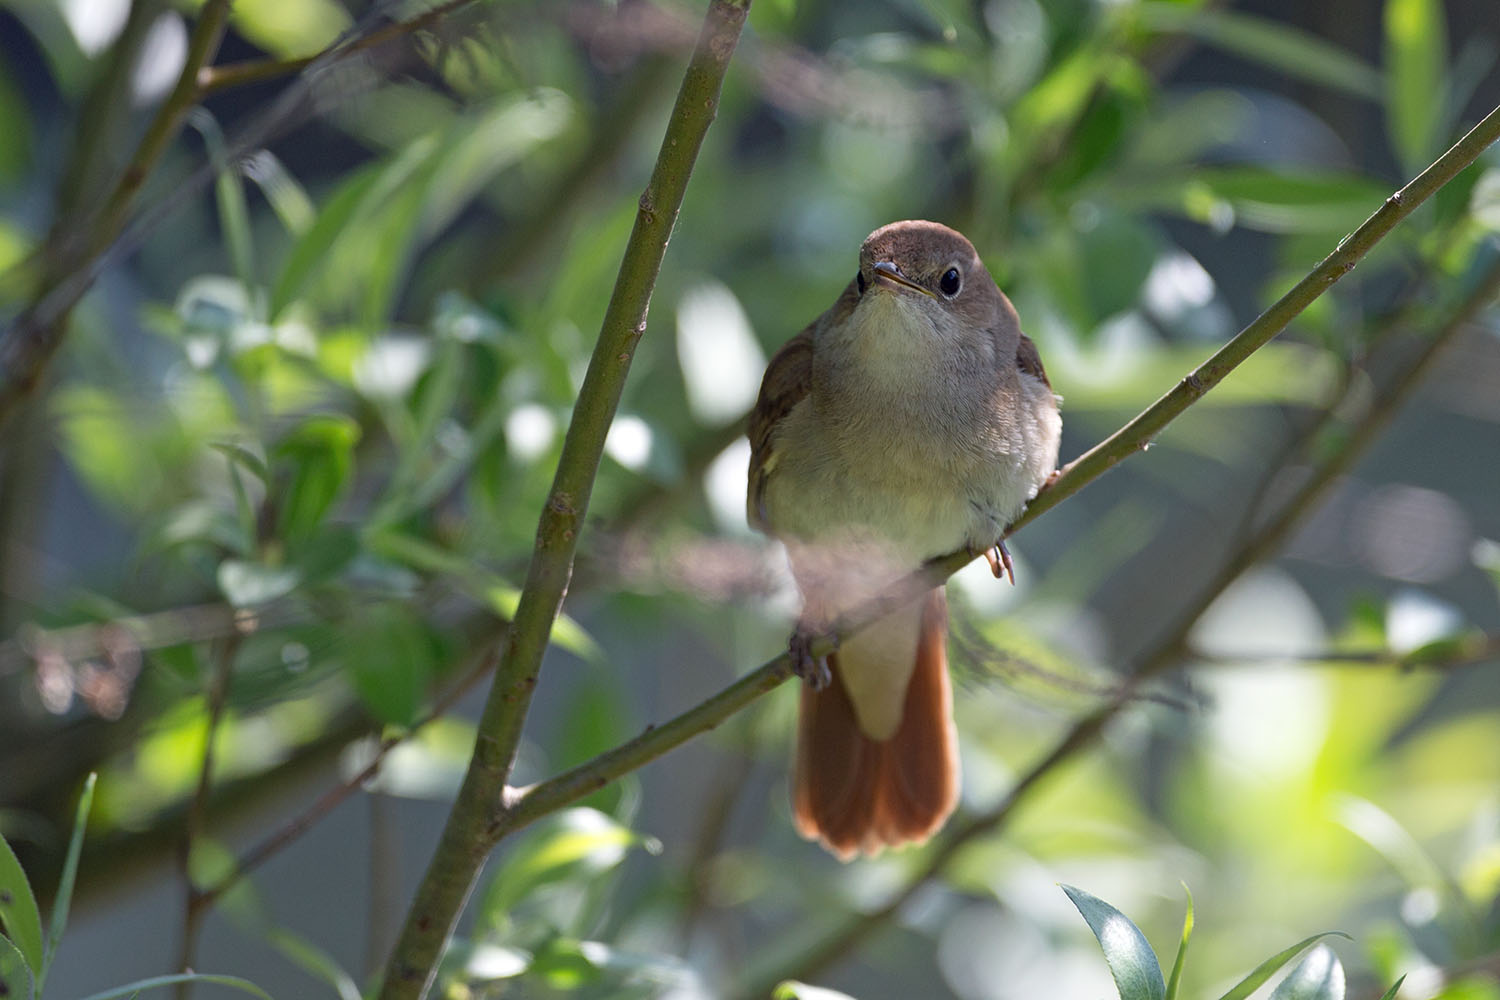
[498,100,1500,919]
[739,245,1500,997]
[374,3,753,998]
[0,0,232,431]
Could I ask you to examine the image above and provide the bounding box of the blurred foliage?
[0,0,1499,998]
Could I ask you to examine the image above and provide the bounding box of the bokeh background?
[1,0,1499,998]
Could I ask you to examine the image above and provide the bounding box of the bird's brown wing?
[1015,333,1051,389]
[746,325,814,532]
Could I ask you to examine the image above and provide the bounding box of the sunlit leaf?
[230,0,349,59]
[478,809,655,921]
[774,982,859,1000]
[218,559,301,608]
[1165,885,1193,1000]
[1215,933,1351,1000]
[0,833,43,974]
[461,942,532,981]
[1062,885,1166,1000]
[1268,945,1346,1000]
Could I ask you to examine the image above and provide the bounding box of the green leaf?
[273,415,360,544]
[1135,4,1382,100]
[262,926,360,1000]
[0,833,43,974]
[75,972,275,1000]
[1376,976,1406,1000]
[1384,0,1449,171]
[38,773,95,991]
[1062,885,1166,1000]
[1214,933,1351,1000]
[243,151,314,236]
[479,808,654,921]
[774,983,859,1000]
[269,164,382,320]
[210,441,269,484]
[346,605,436,727]
[0,933,34,1000]
[367,530,600,662]
[1268,945,1345,1000]
[1165,885,1193,1000]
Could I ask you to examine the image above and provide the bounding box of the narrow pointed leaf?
[1215,933,1351,1000]
[1376,976,1406,1000]
[39,772,96,990]
[1165,885,1193,1000]
[1063,885,1166,1000]
[1268,945,1345,1000]
[75,972,275,1000]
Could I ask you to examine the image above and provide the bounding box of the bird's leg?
[983,540,1015,585]
[788,622,835,691]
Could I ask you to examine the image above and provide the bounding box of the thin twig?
[174,633,240,999]
[0,0,232,431]
[375,4,753,997]
[196,0,474,95]
[1185,633,1500,671]
[194,634,501,909]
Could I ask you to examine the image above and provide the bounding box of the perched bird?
[747,220,1061,859]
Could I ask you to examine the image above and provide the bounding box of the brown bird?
[747,220,1061,859]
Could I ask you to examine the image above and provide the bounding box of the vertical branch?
[376,4,753,998]
[174,634,240,999]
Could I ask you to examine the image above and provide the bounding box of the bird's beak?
[870,260,934,298]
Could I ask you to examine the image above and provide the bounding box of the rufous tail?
[791,589,959,859]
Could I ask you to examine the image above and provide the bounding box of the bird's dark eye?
[856,270,867,295]
[940,268,961,297]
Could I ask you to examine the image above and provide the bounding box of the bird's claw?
[983,540,1016,586]
[788,627,834,691]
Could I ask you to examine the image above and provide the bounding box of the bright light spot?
[1050,311,1155,386]
[1193,569,1330,778]
[1354,484,1470,583]
[704,438,751,535]
[353,335,430,401]
[465,944,530,979]
[1144,252,1216,314]
[62,0,129,55]
[131,13,187,105]
[1401,886,1441,926]
[505,404,556,462]
[604,414,653,471]
[1386,589,1464,655]
[676,281,766,426]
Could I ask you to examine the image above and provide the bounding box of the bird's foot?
[983,540,1016,586]
[788,626,835,691]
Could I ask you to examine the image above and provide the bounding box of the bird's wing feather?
[1015,332,1051,389]
[746,326,813,531]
